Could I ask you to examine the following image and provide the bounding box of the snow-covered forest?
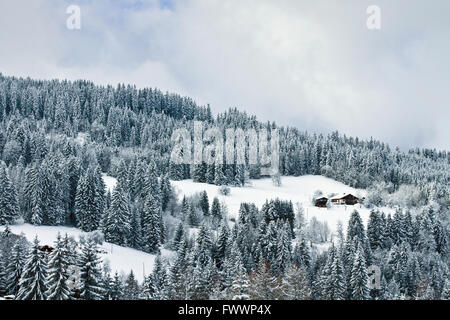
[0,74,448,300]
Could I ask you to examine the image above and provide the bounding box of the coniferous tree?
[171,222,185,251]
[23,166,45,225]
[123,270,140,300]
[149,254,169,300]
[349,243,369,300]
[274,223,292,275]
[199,191,209,216]
[367,210,382,250]
[129,207,143,250]
[214,159,226,186]
[142,163,163,253]
[230,259,251,300]
[169,238,189,299]
[75,167,105,232]
[159,173,172,212]
[16,237,47,300]
[187,204,200,227]
[101,269,113,300]
[292,235,311,270]
[103,183,132,246]
[211,197,222,222]
[216,222,230,268]
[0,163,19,224]
[46,234,72,300]
[194,225,213,268]
[110,271,123,300]
[5,239,29,296]
[79,240,104,300]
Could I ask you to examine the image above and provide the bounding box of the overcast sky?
[0,0,448,150]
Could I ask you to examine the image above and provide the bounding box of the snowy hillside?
[2,174,395,282]
[102,173,396,233]
[171,175,395,233]
[0,224,175,282]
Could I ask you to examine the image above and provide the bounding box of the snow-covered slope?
[1,175,394,281]
[103,173,395,233]
[102,173,117,193]
[172,175,394,233]
[0,224,174,282]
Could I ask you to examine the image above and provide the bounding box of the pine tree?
[274,223,292,275]
[79,240,104,300]
[206,164,215,185]
[349,243,369,300]
[194,225,213,267]
[123,270,140,300]
[149,254,169,300]
[142,163,163,253]
[169,160,184,181]
[142,193,162,253]
[199,191,209,216]
[75,168,104,232]
[160,173,172,212]
[417,211,436,252]
[211,197,222,222]
[292,235,311,270]
[384,278,403,300]
[101,269,113,300]
[5,239,28,296]
[132,161,146,202]
[171,222,185,251]
[168,239,189,299]
[129,207,143,250]
[188,257,213,300]
[231,259,251,300]
[103,183,132,246]
[234,164,245,187]
[46,233,72,300]
[0,224,13,294]
[192,163,206,183]
[214,160,226,186]
[216,222,230,268]
[0,163,19,224]
[329,248,346,300]
[16,237,47,300]
[347,210,366,242]
[110,272,123,300]
[23,166,44,225]
[180,196,189,222]
[367,210,382,250]
[381,213,393,250]
[187,204,200,227]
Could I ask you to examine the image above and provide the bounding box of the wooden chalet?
[38,245,55,254]
[314,197,329,208]
[331,194,359,205]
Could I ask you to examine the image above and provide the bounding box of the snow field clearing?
[171,175,395,233]
[0,175,395,282]
[0,223,175,282]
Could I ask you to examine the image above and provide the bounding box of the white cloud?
[0,0,448,150]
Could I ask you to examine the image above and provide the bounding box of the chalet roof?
[341,194,358,199]
[331,193,358,200]
[315,197,328,201]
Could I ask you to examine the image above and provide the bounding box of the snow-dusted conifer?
[16,237,47,300]
[79,240,104,300]
[46,233,72,300]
